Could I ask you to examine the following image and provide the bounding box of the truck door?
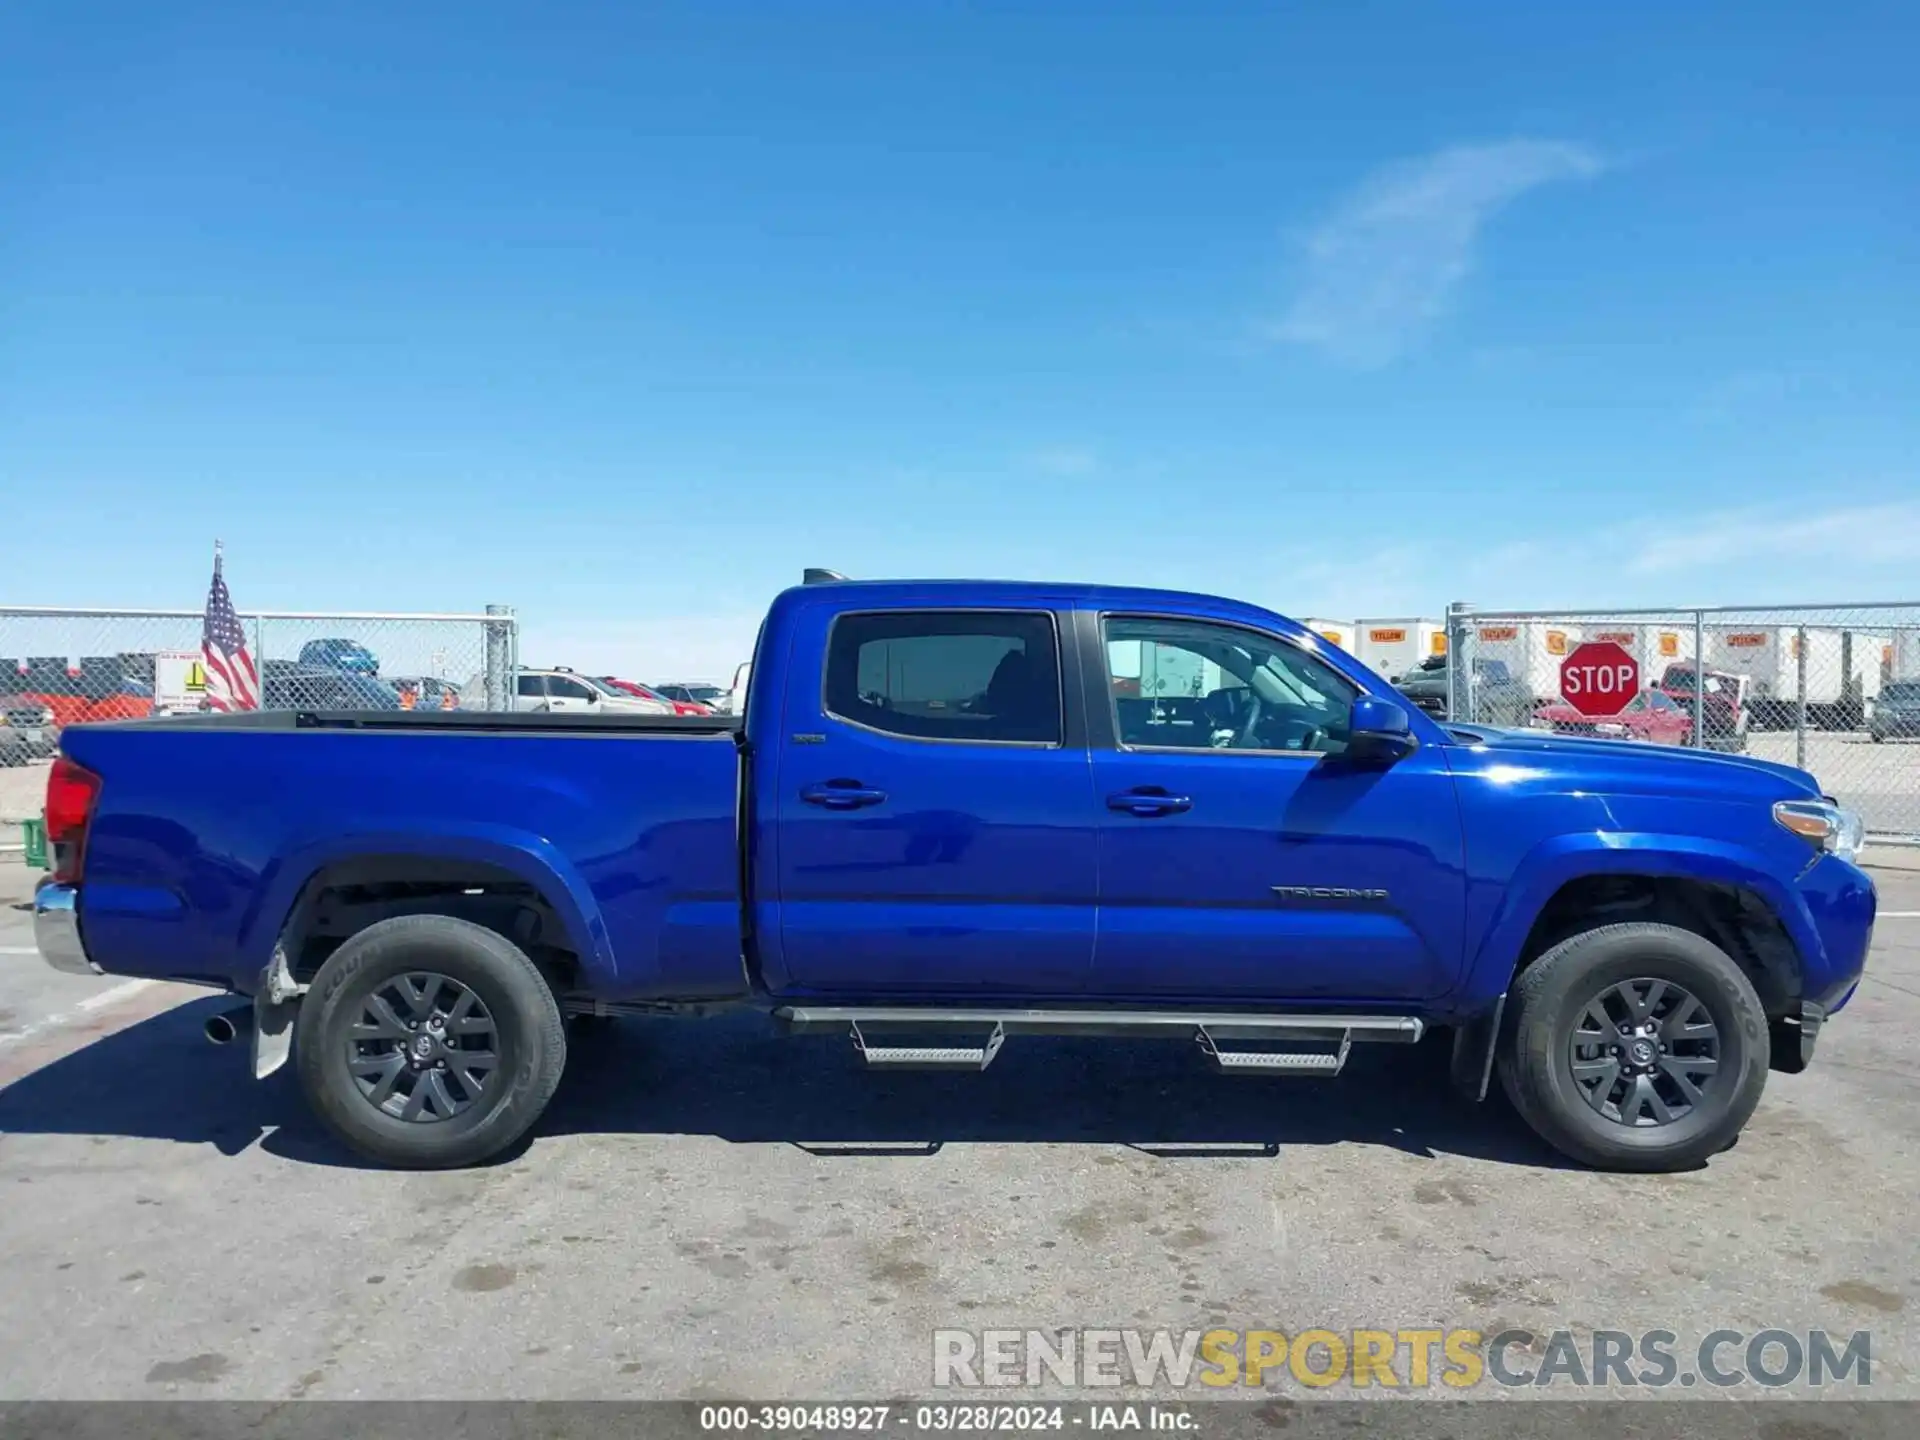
[1087,612,1466,1002]
[765,605,1099,996]
[542,674,600,713]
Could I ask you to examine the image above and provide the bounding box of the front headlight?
[1774,798,1865,863]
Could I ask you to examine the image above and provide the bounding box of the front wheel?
[294,915,567,1169]
[1498,922,1768,1172]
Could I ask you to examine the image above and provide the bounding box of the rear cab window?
[823,611,1063,745]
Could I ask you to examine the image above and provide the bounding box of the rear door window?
[824,611,1063,745]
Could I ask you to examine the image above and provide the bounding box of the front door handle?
[1107,787,1192,816]
[801,783,888,810]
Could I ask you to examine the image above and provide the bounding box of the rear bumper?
[31,882,100,976]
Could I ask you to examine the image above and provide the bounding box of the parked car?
[0,696,58,765]
[298,638,381,677]
[31,572,1874,1175]
[651,682,727,713]
[1657,664,1749,752]
[492,667,674,715]
[260,663,404,711]
[1535,688,1693,746]
[601,678,708,715]
[5,657,155,728]
[1869,680,1920,742]
[1392,654,1535,727]
[11,658,91,730]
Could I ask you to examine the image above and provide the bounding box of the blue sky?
[4,1,1917,677]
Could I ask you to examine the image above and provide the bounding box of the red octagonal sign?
[1560,641,1640,717]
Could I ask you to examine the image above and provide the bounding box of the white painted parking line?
[0,946,44,956]
[0,979,153,1046]
[76,979,153,1011]
[1880,911,1920,918]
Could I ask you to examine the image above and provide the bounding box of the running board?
[776,1006,1419,1077]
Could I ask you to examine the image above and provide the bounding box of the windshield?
[1884,682,1920,704]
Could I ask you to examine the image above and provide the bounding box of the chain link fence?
[2,605,517,823]
[1434,602,1920,844]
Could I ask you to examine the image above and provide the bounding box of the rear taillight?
[45,756,102,885]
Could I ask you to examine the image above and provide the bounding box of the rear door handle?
[801,784,888,810]
[1107,788,1192,816]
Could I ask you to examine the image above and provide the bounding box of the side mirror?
[1347,694,1417,762]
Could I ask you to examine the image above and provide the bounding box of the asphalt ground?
[0,856,1916,1405]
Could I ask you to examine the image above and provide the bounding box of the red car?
[1656,664,1748,748]
[1535,688,1693,745]
[598,677,712,716]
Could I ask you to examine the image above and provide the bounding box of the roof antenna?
[803,568,849,584]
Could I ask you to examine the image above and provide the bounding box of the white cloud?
[1273,140,1604,367]
[1266,497,1920,620]
[1630,500,1920,576]
[1020,446,1100,477]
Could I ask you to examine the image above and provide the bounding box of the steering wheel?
[1234,691,1266,748]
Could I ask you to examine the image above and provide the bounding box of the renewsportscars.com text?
[932,1328,1873,1391]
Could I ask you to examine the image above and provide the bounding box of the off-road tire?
[294,914,567,1169]
[1498,922,1768,1172]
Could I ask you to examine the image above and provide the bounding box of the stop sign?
[1560,641,1639,717]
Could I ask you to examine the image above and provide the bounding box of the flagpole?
[213,538,223,577]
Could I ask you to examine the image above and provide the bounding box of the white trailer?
[1886,630,1920,684]
[1353,619,1446,681]
[1582,624,1697,686]
[1108,639,1208,699]
[1705,626,1880,729]
[1302,618,1357,657]
[1471,620,1582,697]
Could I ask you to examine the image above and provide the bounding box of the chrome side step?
[851,1020,1005,1072]
[1196,1025,1352,1076]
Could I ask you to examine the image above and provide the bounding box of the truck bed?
[59,712,748,1002]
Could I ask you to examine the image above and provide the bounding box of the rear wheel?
[294,915,567,1169]
[1498,922,1768,1172]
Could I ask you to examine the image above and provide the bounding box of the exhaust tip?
[204,1012,241,1045]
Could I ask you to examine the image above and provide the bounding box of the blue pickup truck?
[32,574,1875,1172]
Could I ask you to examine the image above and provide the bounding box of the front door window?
[1104,616,1357,755]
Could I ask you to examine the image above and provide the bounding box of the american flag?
[201,546,259,711]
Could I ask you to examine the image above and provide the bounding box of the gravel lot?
[0,855,1916,1403]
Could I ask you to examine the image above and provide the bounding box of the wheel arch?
[1464,834,1817,1017]
[240,827,614,995]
